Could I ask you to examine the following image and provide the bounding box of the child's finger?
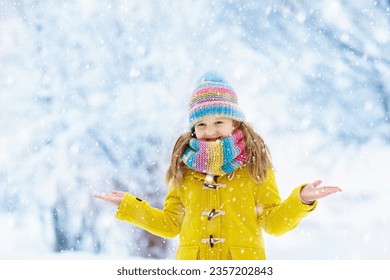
[310,180,322,188]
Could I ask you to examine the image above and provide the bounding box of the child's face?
[194,117,235,141]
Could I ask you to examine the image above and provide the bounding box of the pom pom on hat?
[188,71,246,129]
[197,71,227,83]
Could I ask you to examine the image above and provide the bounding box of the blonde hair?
[165,122,273,184]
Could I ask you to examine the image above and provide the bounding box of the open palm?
[300,180,342,204]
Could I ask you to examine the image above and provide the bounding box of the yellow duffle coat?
[115,166,317,260]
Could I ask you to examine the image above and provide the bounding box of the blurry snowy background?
[0,0,389,260]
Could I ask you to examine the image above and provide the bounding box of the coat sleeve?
[115,182,185,238]
[257,168,317,236]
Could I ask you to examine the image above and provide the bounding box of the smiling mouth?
[205,137,222,142]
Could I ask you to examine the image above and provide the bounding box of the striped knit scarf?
[182,130,247,176]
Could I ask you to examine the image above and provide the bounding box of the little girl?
[94,72,341,260]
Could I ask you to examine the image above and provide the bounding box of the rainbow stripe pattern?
[182,130,247,176]
[188,75,245,129]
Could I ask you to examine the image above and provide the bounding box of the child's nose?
[205,127,217,137]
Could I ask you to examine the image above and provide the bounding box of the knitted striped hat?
[188,72,246,129]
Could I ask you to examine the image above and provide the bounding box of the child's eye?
[215,121,224,125]
[196,123,206,128]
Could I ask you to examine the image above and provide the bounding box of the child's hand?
[93,190,126,207]
[300,180,342,205]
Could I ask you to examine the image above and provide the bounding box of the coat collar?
[183,165,247,183]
